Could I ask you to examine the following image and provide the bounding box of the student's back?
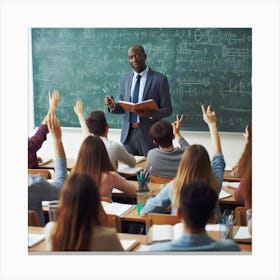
[45,173,123,251]
[148,181,239,252]
[146,115,189,178]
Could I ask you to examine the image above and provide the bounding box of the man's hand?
[104,95,115,109]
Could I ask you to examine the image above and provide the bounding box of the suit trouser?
[123,125,154,156]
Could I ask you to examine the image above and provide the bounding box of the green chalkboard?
[32,28,251,132]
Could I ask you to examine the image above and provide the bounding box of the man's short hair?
[86,111,107,136]
[179,181,218,229]
[149,120,173,148]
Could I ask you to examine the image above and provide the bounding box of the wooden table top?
[28,225,251,252]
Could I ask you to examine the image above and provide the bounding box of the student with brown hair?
[146,114,189,178]
[141,104,225,215]
[71,135,137,200]
[74,99,136,170]
[231,123,252,178]
[234,161,252,209]
[45,173,123,251]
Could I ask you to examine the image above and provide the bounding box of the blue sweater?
[28,158,67,226]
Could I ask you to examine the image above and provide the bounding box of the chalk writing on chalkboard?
[32,28,251,132]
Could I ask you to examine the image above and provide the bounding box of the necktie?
[130,75,141,123]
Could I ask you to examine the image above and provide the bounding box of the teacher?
[104,45,172,156]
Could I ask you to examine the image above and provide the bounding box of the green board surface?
[32,28,251,132]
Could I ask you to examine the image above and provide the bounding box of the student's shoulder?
[215,239,240,251]
[148,241,173,252]
[94,226,118,238]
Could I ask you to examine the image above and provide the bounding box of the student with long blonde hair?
[45,173,123,251]
[141,104,225,215]
[72,135,137,199]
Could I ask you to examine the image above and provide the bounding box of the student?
[28,113,67,226]
[148,181,240,251]
[145,114,189,178]
[231,123,252,178]
[104,45,172,156]
[71,135,137,200]
[28,90,59,168]
[45,173,123,251]
[234,162,252,209]
[74,99,136,170]
[141,104,225,215]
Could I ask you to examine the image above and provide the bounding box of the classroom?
[2,0,280,279]
[28,27,252,254]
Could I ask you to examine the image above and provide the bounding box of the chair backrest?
[28,210,40,226]
[28,169,51,179]
[150,175,173,184]
[234,206,248,226]
[145,213,181,229]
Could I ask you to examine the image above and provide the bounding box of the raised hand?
[172,114,184,137]
[48,90,60,111]
[201,104,216,125]
[46,113,62,141]
[74,99,84,116]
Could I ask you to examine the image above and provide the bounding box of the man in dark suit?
[104,45,172,156]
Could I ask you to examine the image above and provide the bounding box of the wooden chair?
[28,210,40,226]
[28,169,51,179]
[100,197,122,232]
[150,175,173,184]
[234,206,248,226]
[145,213,181,230]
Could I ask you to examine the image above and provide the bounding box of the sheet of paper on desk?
[38,155,52,166]
[120,239,139,251]
[223,181,240,189]
[28,233,45,247]
[112,188,124,193]
[234,226,251,240]
[134,155,146,163]
[218,189,231,199]
[117,164,143,174]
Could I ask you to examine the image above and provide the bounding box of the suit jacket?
[111,68,172,145]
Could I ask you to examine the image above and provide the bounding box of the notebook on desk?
[148,223,183,244]
[101,201,135,217]
[28,233,45,247]
[117,164,143,175]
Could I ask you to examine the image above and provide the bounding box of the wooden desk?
[39,158,146,177]
[223,170,241,182]
[39,158,76,171]
[28,225,251,252]
[28,226,148,252]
